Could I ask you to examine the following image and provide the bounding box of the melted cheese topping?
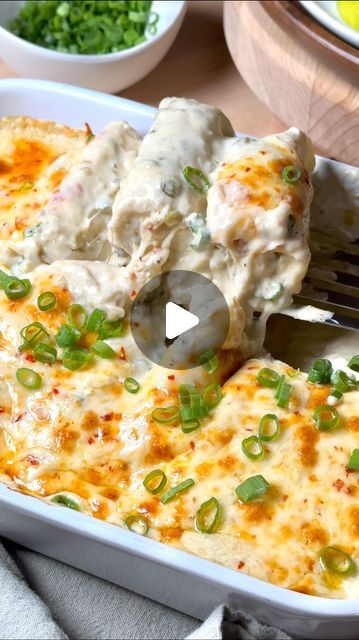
[0,100,357,601]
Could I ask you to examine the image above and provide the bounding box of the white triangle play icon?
[165,302,199,340]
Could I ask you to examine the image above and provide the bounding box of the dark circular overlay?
[130,270,230,370]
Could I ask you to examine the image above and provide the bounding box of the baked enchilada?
[0,98,357,601]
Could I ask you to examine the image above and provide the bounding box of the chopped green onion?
[235,475,270,503]
[348,355,359,373]
[151,406,180,424]
[282,165,302,184]
[331,369,356,393]
[62,347,92,371]
[91,340,115,359]
[19,322,50,352]
[241,435,264,461]
[10,0,155,55]
[261,282,283,301]
[68,304,88,331]
[37,291,56,311]
[2,276,31,300]
[348,449,359,471]
[34,342,57,364]
[328,389,343,405]
[202,383,222,409]
[183,165,211,195]
[188,213,211,251]
[143,469,167,495]
[195,497,221,533]
[308,359,332,384]
[275,376,291,409]
[179,384,199,406]
[256,367,281,388]
[313,405,340,431]
[181,419,200,434]
[16,367,42,390]
[56,324,81,348]
[98,318,123,340]
[258,414,280,441]
[51,494,80,511]
[124,515,148,536]
[86,308,106,332]
[199,350,218,374]
[124,377,140,394]
[287,368,300,378]
[319,546,356,577]
[160,478,195,504]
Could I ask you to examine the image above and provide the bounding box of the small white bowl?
[0,0,187,93]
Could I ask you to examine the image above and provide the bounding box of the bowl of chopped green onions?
[0,1,187,93]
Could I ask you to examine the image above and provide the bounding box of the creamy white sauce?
[16,121,141,272]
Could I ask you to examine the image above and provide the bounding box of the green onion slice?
[195,497,221,534]
[34,342,57,364]
[124,515,148,536]
[202,383,223,410]
[183,165,211,195]
[124,377,140,394]
[151,406,180,424]
[98,318,123,340]
[256,368,281,388]
[319,546,356,577]
[91,340,115,359]
[51,494,80,511]
[275,377,291,409]
[258,414,280,441]
[331,369,356,393]
[328,389,343,404]
[235,475,270,503]
[313,405,340,431]
[241,435,264,461]
[179,384,199,407]
[56,324,81,348]
[37,291,56,311]
[143,469,167,495]
[86,308,106,332]
[282,165,302,184]
[348,449,359,471]
[348,355,359,373]
[62,347,92,371]
[3,276,31,300]
[68,304,88,331]
[308,359,332,384]
[181,419,201,434]
[19,322,50,352]
[160,478,195,505]
[16,367,42,390]
[199,350,219,374]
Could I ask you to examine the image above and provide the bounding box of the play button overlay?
[130,270,230,370]
[165,302,199,340]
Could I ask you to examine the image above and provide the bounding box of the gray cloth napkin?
[0,539,291,640]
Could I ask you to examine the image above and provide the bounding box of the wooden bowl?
[224,0,359,165]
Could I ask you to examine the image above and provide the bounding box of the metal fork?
[292,232,359,331]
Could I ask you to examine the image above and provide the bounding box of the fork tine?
[303,276,359,299]
[310,231,359,256]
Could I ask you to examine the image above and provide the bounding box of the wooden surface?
[0,0,285,138]
[264,0,359,69]
[224,0,359,165]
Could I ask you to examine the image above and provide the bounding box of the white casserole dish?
[0,78,358,639]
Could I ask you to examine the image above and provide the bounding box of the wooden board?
[224,0,359,165]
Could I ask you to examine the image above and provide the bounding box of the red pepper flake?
[14,413,24,423]
[130,290,137,298]
[25,354,36,363]
[102,412,114,422]
[53,388,59,395]
[118,347,127,361]
[26,455,39,466]
[88,436,95,444]
[167,374,175,381]
[189,440,195,450]
[237,561,245,570]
